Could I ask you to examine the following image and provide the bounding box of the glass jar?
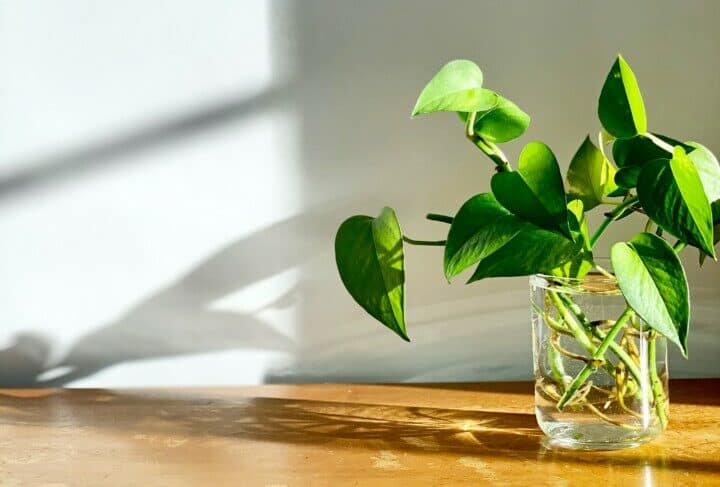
[530,271,668,450]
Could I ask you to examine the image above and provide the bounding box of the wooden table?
[1,380,719,486]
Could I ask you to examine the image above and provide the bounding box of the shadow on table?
[1,388,719,474]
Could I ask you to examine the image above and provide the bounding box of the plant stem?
[465,111,477,138]
[590,195,640,248]
[547,292,622,380]
[426,213,454,224]
[593,264,614,279]
[466,130,512,172]
[648,333,669,428]
[644,218,654,233]
[557,294,642,389]
[548,338,567,387]
[402,236,446,246]
[557,307,635,409]
[548,291,599,357]
[590,218,613,248]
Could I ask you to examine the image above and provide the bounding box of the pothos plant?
[334,56,719,422]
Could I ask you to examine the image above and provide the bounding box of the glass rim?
[529,258,619,293]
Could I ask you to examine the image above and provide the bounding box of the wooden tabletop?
[1,380,719,486]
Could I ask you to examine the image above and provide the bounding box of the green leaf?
[412,60,498,116]
[567,199,591,249]
[689,143,720,263]
[491,142,569,236]
[552,199,593,278]
[612,133,687,168]
[700,200,720,266]
[637,147,715,258]
[687,142,720,202]
[459,95,530,143]
[567,136,619,210]
[468,226,582,283]
[335,207,408,340]
[598,55,647,139]
[614,165,642,189]
[443,194,581,282]
[611,232,690,356]
[444,194,524,279]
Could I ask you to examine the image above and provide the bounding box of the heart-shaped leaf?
[458,95,530,143]
[612,133,688,168]
[443,194,581,282]
[567,136,619,210]
[637,147,715,258]
[412,60,498,116]
[491,141,569,236]
[598,55,647,139]
[335,207,408,340]
[611,232,690,356]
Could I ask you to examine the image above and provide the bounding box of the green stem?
[466,130,512,172]
[402,236,446,246]
[644,218,654,233]
[648,333,669,428]
[548,292,622,381]
[593,264,614,279]
[589,195,640,248]
[548,291,599,356]
[590,218,613,248]
[557,294,642,389]
[465,111,477,138]
[548,339,567,388]
[426,213,454,224]
[557,307,635,409]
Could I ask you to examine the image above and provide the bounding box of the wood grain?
[1,380,719,486]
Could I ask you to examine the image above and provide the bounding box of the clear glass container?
[530,271,668,450]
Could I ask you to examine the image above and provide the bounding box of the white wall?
[1,0,719,386]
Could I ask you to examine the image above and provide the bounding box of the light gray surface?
[1,1,719,386]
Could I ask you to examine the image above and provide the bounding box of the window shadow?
[1,389,719,474]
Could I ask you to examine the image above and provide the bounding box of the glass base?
[537,412,662,450]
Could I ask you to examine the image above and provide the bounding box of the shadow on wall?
[0,197,528,387]
[0,206,334,386]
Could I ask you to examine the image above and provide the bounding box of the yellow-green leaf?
[567,136,618,210]
[412,60,498,116]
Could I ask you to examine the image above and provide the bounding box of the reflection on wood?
[1,380,719,485]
